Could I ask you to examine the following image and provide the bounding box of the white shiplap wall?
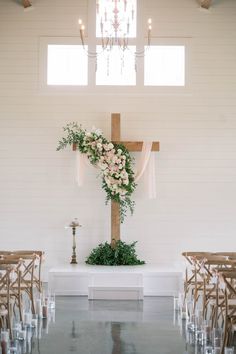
[0,0,236,278]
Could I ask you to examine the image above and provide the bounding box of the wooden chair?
[217,271,236,349]
[182,252,214,312]
[10,254,37,315]
[182,252,236,322]
[196,256,236,326]
[0,258,24,325]
[0,250,45,338]
[0,263,20,338]
[12,250,44,293]
[0,254,38,317]
[0,250,44,294]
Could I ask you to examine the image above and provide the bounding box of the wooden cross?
[73,113,160,244]
[110,113,159,244]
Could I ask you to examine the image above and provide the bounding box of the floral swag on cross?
[57,122,137,222]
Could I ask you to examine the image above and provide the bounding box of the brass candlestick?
[71,226,77,264]
[66,218,81,265]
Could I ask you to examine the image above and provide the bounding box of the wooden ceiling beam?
[22,0,32,8]
[199,0,212,9]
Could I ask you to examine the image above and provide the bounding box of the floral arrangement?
[57,122,136,222]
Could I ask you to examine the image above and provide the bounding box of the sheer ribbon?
[75,141,156,198]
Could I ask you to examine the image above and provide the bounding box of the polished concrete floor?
[30,296,186,354]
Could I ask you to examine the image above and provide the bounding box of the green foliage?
[85,240,145,266]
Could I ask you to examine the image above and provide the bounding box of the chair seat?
[228,299,236,307]
[207,291,224,298]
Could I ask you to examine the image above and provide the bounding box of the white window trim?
[39,36,192,96]
[141,37,192,95]
[39,37,91,95]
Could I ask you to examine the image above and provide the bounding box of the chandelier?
[78,0,152,64]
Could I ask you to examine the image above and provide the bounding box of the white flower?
[91,126,102,136]
[100,163,108,170]
[108,143,114,150]
[120,170,128,179]
[112,156,117,164]
[105,175,111,184]
[97,142,102,149]
[123,179,129,186]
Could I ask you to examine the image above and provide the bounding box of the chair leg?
[30,287,36,315]
[183,268,188,305]
[7,302,12,339]
[0,315,4,330]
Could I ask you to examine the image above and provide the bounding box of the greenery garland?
[85,240,145,266]
[57,122,137,222]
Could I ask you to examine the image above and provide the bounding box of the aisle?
[31,297,185,354]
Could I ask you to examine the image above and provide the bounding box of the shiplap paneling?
[0,0,236,278]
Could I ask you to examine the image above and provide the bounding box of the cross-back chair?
[13,250,44,293]
[0,260,23,338]
[182,252,215,312]
[217,271,236,349]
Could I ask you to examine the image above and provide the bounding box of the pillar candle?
[1,340,8,354]
[36,298,42,318]
[42,305,48,318]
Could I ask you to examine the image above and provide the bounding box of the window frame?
[141,37,192,95]
[47,44,88,86]
[39,31,191,95]
[39,37,92,94]
[144,45,185,87]
[95,45,137,86]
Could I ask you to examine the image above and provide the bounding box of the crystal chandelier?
[78,0,152,64]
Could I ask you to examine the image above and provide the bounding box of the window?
[47,45,88,86]
[96,46,136,86]
[41,1,188,90]
[144,46,185,86]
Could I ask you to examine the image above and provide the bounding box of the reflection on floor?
[30,296,186,354]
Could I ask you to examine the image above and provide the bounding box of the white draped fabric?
[75,151,90,187]
[134,142,156,199]
[75,141,156,199]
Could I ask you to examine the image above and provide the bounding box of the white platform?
[48,264,183,299]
